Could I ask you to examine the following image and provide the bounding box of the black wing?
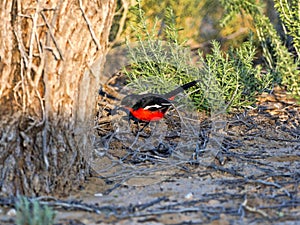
[132,95,172,113]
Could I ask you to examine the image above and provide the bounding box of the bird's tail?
[163,80,200,99]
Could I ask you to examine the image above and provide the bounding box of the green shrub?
[124,1,271,112]
[196,40,271,111]
[220,0,300,98]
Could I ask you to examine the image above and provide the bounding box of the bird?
[120,80,199,122]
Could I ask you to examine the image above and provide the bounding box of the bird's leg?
[138,121,150,132]
[136,121,153,138]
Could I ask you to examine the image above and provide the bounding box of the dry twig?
[78,0,101,50]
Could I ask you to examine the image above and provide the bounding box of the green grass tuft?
[15,196,55,225]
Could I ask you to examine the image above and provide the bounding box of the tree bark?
[0,0,116,196]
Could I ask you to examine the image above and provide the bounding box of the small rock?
[184,192,193,199]
[94,193,103,197]
[7,208,16,217]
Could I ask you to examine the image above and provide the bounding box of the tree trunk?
[0,0,116,196]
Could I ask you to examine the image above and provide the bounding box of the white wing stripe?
[144,104,162,110]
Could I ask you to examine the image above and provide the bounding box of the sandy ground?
[0,89,299,225]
